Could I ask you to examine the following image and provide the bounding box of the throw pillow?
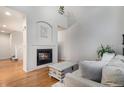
[114,55,124,62]
[101,53,115,62]
[101,58,124,87]
[79,61,108,82]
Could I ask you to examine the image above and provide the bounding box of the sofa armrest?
[64,73,107,87]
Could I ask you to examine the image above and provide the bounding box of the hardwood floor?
[0,60,58,87]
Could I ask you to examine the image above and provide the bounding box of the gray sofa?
[64,54,124,87]
[63,63,107,87]
[64,70,106,87]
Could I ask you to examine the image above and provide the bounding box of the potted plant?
[58,6,64,15]
[97,44,115,59]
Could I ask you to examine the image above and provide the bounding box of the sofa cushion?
[101,57,124,87]
[64,73,106,87]
[79,61,108,82]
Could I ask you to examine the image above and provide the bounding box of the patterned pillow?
[101,58,124,87]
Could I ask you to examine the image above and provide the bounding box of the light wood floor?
[0,60,58,87]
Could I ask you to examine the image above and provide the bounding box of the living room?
[1,1,124,93]
[0,6,124,88]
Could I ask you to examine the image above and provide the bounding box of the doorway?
[0,6,27,71]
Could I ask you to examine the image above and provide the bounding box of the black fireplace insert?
[37,49,52,66]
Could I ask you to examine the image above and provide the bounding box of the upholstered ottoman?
[48,62,78,81]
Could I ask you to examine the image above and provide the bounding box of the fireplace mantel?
[22,20,57,72]
[26,45,57,72]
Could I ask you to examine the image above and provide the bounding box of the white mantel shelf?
[32,45,56,46]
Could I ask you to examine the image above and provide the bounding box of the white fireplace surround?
[26,45,57,72]
[23,20,58,72]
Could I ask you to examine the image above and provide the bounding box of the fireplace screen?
[37,49,52,66]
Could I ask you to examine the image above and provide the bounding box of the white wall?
[0,33,10,60]
[10,6,58,72]
[10,31,23,60]
[59,6,124,62]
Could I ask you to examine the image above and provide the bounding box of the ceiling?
[0,7,26,34]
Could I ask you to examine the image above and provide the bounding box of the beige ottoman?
[48,62,78,81]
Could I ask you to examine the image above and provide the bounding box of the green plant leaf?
[97,44,115,58]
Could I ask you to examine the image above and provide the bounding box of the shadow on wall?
[58,22,82,62]
[58,7,123,62]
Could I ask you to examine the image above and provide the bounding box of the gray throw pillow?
[79,61,108,82]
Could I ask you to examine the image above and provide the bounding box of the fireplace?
[37,49,52,66]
